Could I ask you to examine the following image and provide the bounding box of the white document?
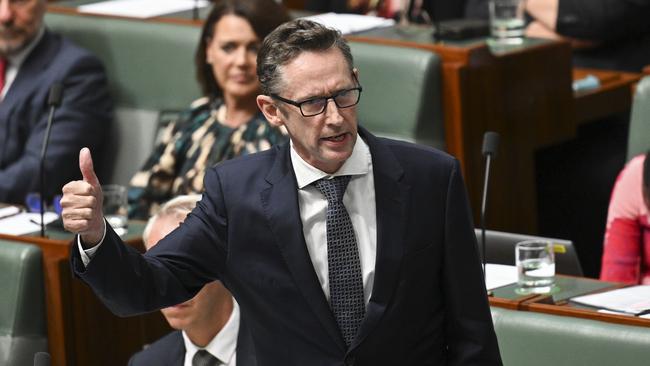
[78,0,209,19]
[0,205,20,220]
[571,285,650,315]
[303,13,395,35]
[485,263,518,290]
[0,212,59,236]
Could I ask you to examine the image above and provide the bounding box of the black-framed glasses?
[271,82,363,117]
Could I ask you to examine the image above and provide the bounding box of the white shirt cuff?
[77,219,107,267]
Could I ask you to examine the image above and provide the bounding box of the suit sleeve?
[71,168,229,316]
[0,52,112,203]
[442,159,502,365]
[556,0,650,41]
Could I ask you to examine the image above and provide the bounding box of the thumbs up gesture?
[61,148,105,246]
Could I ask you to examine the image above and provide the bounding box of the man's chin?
[0,34,32,56]
[0,41,26,56]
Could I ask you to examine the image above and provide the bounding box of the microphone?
[39,83,63,237]
[192,0,199,20]
[34,352,51,366]
[480,131,499,295]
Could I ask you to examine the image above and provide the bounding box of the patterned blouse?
[128,97,288,219]
[600,154,650,284]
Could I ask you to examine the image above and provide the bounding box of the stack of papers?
[570,285,650,316]
[78,0,209,19]
[0,210,59,236]
[485,263,518,290]
[303,13,395,35]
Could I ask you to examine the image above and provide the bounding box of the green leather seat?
[491,307,650,366]
[44,12,202,185]
[350,41,444,149]
[627,76,650,160]
[0,240,47,366]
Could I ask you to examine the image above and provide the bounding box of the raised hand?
[60,148,105,246]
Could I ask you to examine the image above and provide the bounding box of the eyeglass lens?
[301,89,360,116]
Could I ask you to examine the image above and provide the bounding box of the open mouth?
[322,133,347,142]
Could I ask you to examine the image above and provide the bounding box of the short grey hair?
[256,19,354,96]
[142,194,202,246]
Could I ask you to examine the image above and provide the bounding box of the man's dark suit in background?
[72,127,500,365]
[0,29,112,203]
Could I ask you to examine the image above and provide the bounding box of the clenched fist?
[60,148,105,246]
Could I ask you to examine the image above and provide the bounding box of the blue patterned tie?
[314,175,365,346]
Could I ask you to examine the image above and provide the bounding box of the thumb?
[79,147,100,187]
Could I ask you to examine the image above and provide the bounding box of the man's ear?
[353,67,359,80]
[257,95,284,127]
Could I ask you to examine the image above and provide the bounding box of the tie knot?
[192,349,222,366]
[313,175,351,203]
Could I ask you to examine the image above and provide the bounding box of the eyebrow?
[295,84,357,103]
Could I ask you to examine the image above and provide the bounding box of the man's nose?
[0,1,13,24]
[324,99,344,125]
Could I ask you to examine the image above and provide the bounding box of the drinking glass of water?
[516,239,555,294]
[102,184,128,236]
[489,0,526,45]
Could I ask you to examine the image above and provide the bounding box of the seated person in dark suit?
[62,19,501,365]
[129,195,255,366]
[0,0,112,204]
[525,0,650,72]
[128,0,290,219]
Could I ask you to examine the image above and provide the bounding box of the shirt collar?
[182,300,240,364]
[6,26,45,68]
[291,133,372,189]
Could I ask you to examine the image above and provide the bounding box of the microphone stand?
[480,131,499,296]
[480,153,492,295]
[39,84,63,237]
[192,0,199,21]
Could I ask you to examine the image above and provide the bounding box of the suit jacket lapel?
[1,30,58,112]
[352,128,409,350]
[260,144,347,351]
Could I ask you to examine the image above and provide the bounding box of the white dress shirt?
[1,26,45,100]
[290,135,377,305]
[80,134,378,305]
[182,300,239,366]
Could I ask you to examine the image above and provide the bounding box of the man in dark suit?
[0,0,111,204]
[129,195,255,366]
[62,19,501,365]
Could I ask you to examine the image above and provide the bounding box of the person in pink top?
[600,152,650,284]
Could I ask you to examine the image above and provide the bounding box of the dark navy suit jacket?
[0,29,112,203]
[128,318,256,366]
[73,128,502,366]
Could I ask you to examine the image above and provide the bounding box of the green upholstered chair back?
[349,42,444,149]
[491,307,650,366]
[627,76,650,160]
[44,13,202,185]
[0,240,47,366]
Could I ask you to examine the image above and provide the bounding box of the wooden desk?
[0,223,171,366]
[521,277,650,329]
[350,27,576,233]
[573,68,641,124]
[489,274,650,328]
